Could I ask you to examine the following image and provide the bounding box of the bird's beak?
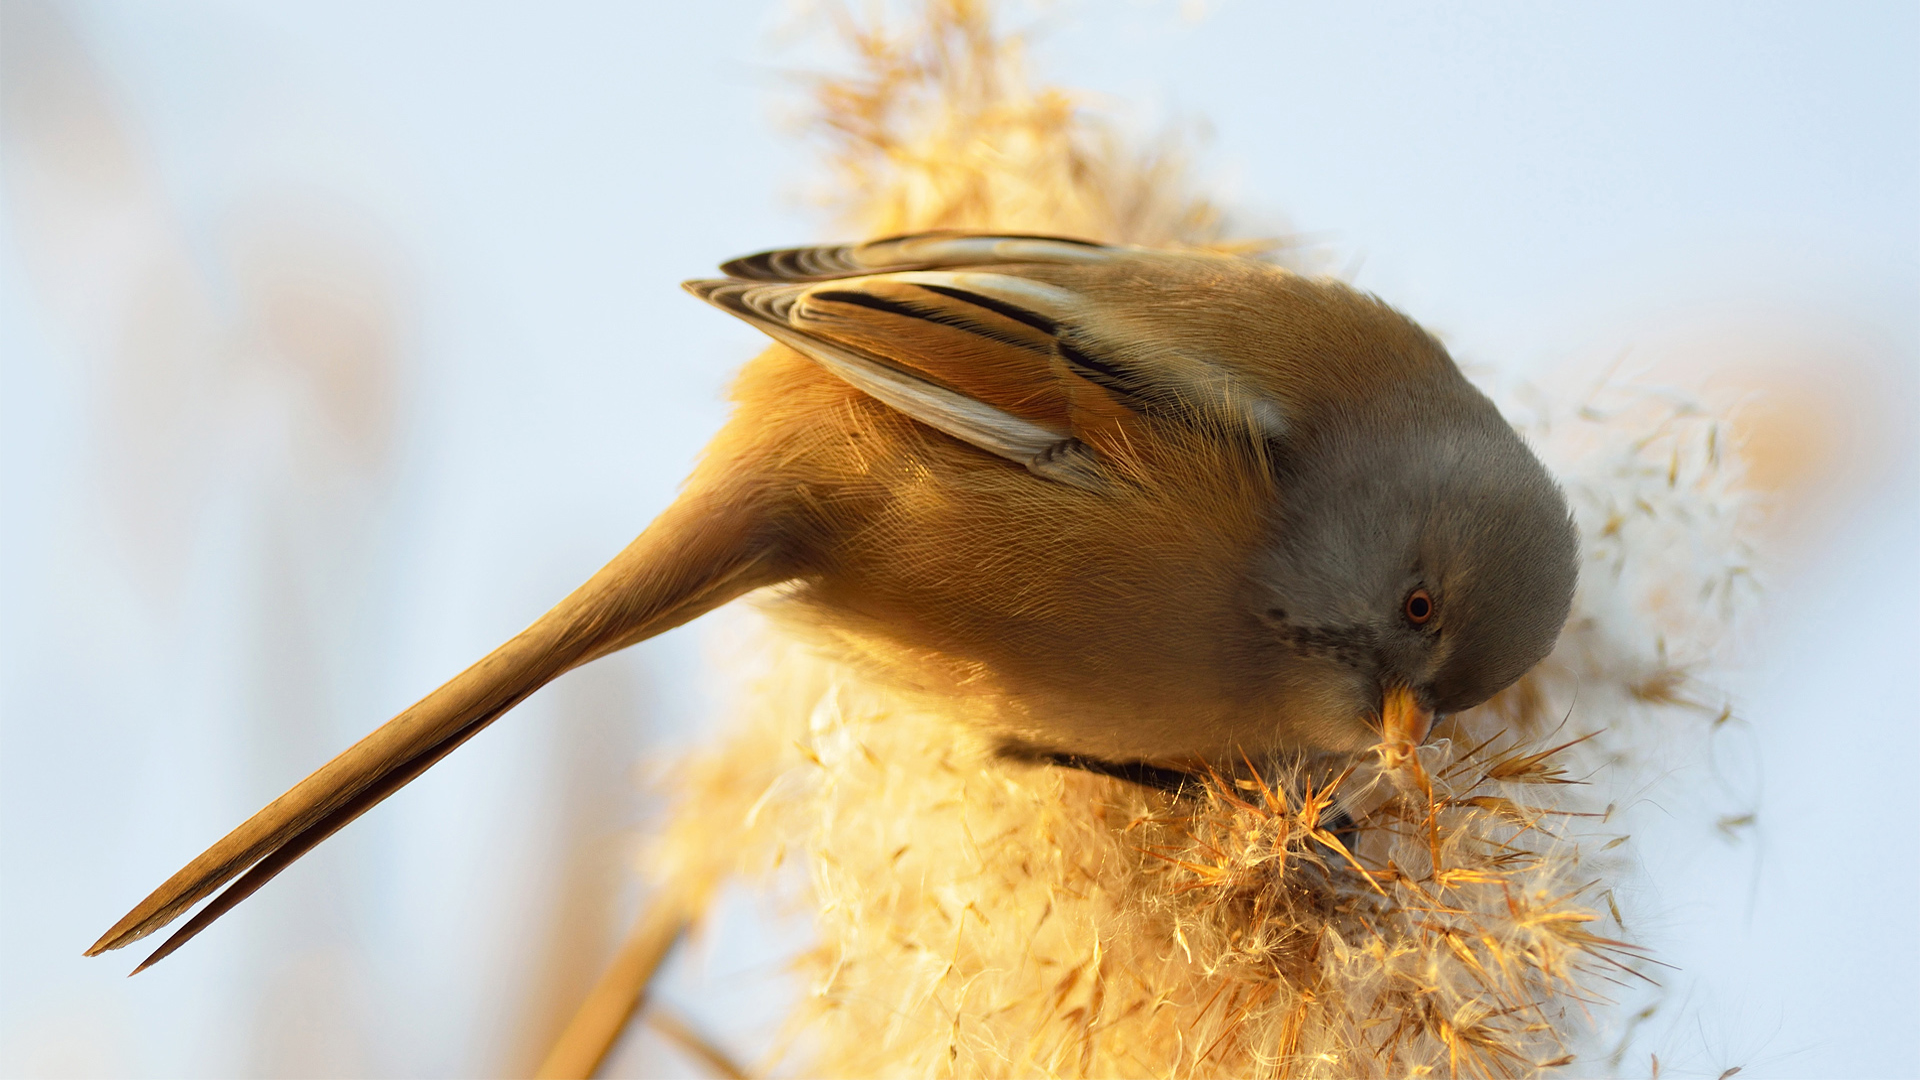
[1379,684,1433,767]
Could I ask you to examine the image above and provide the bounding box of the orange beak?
[1381,684,1434,755]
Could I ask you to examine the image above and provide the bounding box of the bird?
[87,231,1579,971]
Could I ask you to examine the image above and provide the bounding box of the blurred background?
[1,2,1913,1076]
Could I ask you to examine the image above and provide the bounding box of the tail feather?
[89,489,785,969]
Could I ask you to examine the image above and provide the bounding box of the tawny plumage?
[89,232,1577,970]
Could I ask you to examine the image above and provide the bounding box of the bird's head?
[1251,389,1579,754]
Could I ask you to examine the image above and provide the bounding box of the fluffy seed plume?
[645,3,1759,1076]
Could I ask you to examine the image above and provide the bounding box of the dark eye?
[1404,589,1434,625]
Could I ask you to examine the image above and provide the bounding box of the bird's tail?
[87,486,785,973]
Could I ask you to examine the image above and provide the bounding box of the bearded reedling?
[88,232,1577,974]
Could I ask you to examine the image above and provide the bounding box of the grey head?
[1253,381,1579,752]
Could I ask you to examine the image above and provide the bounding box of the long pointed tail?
[87,487,790,971]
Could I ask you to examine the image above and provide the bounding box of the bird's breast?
[723,348,1324,760]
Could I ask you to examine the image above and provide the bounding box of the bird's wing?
[688,233,1287,489]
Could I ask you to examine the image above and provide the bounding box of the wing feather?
[686,278,1104,489]
[720,231,1112,282]
[691,233,1291,490]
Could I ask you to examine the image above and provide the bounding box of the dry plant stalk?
[535,895,693,1079]
[645,3,1757,1076]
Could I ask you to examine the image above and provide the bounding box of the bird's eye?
[1404,589,1434,625]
